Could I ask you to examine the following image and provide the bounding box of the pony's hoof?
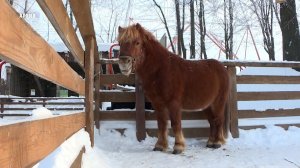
[206,143,221,149]
[172,149,183,154]
[153,147,164,152]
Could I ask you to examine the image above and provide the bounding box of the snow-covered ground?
[35,125,300,168]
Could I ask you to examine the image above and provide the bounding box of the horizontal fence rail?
[0,97,84,117]
[0,112,85,168]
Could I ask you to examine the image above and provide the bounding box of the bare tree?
[190,0,196,59]
[180,1,187,59]
[250,0,275,60]
[224,0,234,60]
[196,0,207,59]
[278,0,300,62]
[153,0,176,53]
[175,0,187,59]
[175,0,182,56]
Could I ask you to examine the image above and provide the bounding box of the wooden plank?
[238,108,300,118]
[222,60,300,68]
[275,124,300,130]
[0,0,85,95]
[238,91,300,101]
[0,112,85,168]
[99,91,136,102]
[147,128,210,138]
[146,110,207,120]
[100,110,136,120]
[0,113,31,117]
[70,146,85,168]
[227,66,239,138]
[69,0,95,44]
[237,75,300,84]
[2,102,84,105]
[99,110,207,121]
[1,107,83,112]
[94,45,101,129]
[99,58,119,65]
[239,124,300,130]
[239,125,266,130]
[36,0,84,68]
[135,75,146,141]
[84,36,95,147]
[100,74,135,85]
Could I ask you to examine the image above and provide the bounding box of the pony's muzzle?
[118,56,134,76]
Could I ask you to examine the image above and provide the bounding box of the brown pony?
[117,23,230,154]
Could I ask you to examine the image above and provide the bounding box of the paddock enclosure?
[0,0,95,167]
[1,0,300,167]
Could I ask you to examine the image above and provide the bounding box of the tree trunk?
[250,0,276,60]
[181,1,187,59]
[198,0,207,59]
[190,0,195,59]
[229,0,233,59]
[153,0,176,53]
[224,0,234,60]
[175,0,182,56]
[280,0,300,62]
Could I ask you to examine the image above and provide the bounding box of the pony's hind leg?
[153,107,169,152]
[168,102,185,154]
[205,106,225,149]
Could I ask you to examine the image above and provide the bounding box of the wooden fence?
[224,61,300,137]
[0,97,84,117]
[97,59,300,139]
[0,0,97,167]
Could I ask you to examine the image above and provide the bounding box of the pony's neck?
[136,38,171,76]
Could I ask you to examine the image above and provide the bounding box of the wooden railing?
[0,97,84,117]
[98,59,300,139]
[224,61,300,137]
[0,0,97,167]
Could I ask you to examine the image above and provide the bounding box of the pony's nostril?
[127,59,130,63]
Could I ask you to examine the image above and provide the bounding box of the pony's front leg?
[169,104,185,154]
[153,107,169,152]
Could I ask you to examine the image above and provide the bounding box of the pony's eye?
[136,42,140,45]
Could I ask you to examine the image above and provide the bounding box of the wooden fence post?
[42,99,46,107]
[85,36,95,146]
[227,66,239,138]
[135,74,146,141]
[94,45,101,129]
[0,102,4,118]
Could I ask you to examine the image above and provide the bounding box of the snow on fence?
[0,0,98,167]
[98,59,300,140]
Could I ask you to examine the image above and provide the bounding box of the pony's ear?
[118,26,124,33]
[135,23,142,30]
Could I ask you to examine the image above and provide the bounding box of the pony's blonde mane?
[118,24,156,43]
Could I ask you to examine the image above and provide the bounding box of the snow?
[31,107,53,119]
[32,125,300,168]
